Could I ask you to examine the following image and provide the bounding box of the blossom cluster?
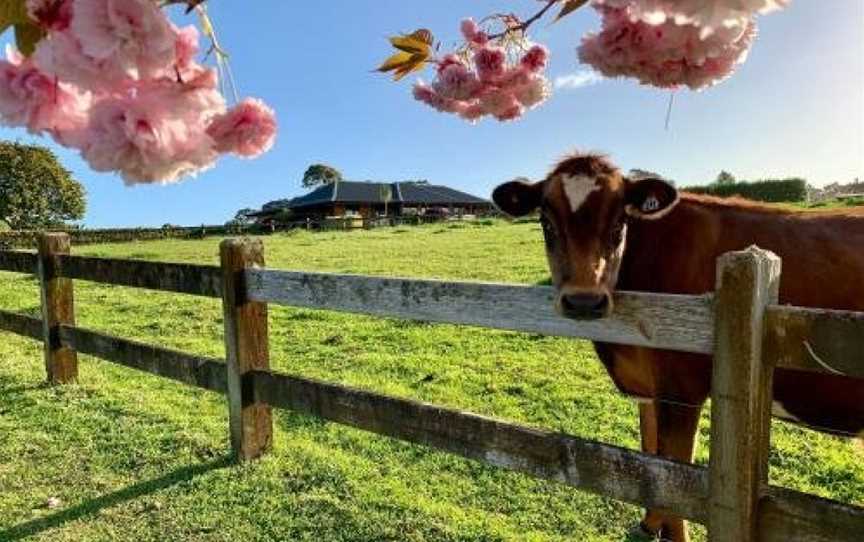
[0,0,276,185]
[579,2,757,90]
[412,19,551,122]
[596,0,786,37]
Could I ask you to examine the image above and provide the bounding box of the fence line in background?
[0,234,862,541]
[0,215,496,249]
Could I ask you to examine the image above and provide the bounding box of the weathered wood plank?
[0,309,42,340]
[0,250,37,274]
[220,239,272,461]
[766,305,864,380]
[251,369,710,522]
[246,270,715,354]
[708,247,781,542]
[760,486,864,542]
[57,325,227,393]
[38,234,78,384]
[57,255,222,298]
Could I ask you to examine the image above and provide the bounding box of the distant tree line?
[684,171,808,203]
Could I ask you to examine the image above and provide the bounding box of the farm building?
[252,181,493,223]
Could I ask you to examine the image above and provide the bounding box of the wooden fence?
[0,233,862,542]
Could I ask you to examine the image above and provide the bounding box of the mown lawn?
[0,221,861,542]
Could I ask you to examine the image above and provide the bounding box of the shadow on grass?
[0,456,232,541]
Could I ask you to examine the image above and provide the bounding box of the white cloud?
[554,70,604,90]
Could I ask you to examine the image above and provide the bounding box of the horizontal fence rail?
[57,255,222,298]
[765,305,864,379]
[0,250,38,274]
[58,325,227,393]
[760,486,864,542]
[0,309,42,340]
[253,369,862,542]
[246,269,716,354]
[253,369,710,521]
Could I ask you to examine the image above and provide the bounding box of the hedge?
[683,178,808,203]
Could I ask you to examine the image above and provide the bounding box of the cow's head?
[493,153,678,320]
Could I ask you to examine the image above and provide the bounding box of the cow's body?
[492,154,864,541]
[606,193,864,437]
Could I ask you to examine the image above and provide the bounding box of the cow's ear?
[624,177,679,219]
[492,179,543,217]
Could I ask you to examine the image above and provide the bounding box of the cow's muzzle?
[556,290,611,320]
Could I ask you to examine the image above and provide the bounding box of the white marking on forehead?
[594,257,607,283]
[560,174,600,213]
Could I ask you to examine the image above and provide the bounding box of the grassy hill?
[0,221,861,541]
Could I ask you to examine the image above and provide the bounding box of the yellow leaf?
[391,54,426,81]
[376,51,426,81]
[555,0,590,22]
[0,0,28,26]
[389,29,432,55]
[376,51,414,73]
[376,28,434,81]
[14,22,44,56]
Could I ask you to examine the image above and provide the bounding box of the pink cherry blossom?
[413,23,551,123]
[0,48,90,137]
[78,78,225,184]
[480,89,524,121]
[474,46,506,81]
[460,18,489,46]
[412,82,466,115]
[174,25,200,73]
[521,44,549,73]
[26,0,73,31]
[70,0,176,81]
[433,61,480,101]
[596,0,786,36]
[579,4,756,90]
[513,75,550,109]
[207,98,277,158]
[32,30,116,90]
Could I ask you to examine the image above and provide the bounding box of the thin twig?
[488,0,561,41]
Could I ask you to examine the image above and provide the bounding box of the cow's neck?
[617,196,783,295]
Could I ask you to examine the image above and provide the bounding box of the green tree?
[233,207,257,225]
[302,163,342,189]
[0,142,86,230]
[715,170,736,185]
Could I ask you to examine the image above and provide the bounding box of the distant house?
[253,181,493,224]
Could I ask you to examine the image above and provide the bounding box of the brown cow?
[492,152,864,542]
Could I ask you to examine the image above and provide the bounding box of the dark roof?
[397,183,488,205]
[260,181,489,212]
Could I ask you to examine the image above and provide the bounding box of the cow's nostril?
[560,292,610,319]
[593,294,609,313]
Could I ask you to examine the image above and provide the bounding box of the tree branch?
[488,0,561,41]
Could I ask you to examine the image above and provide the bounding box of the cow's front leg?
[635,399,703,542]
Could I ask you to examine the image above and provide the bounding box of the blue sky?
[2,1,862,227]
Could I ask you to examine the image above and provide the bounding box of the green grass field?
[0,221,861,542]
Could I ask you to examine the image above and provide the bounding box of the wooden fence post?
[708,246,781,542]
[220,238,272,461]
[38,233,78,384]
